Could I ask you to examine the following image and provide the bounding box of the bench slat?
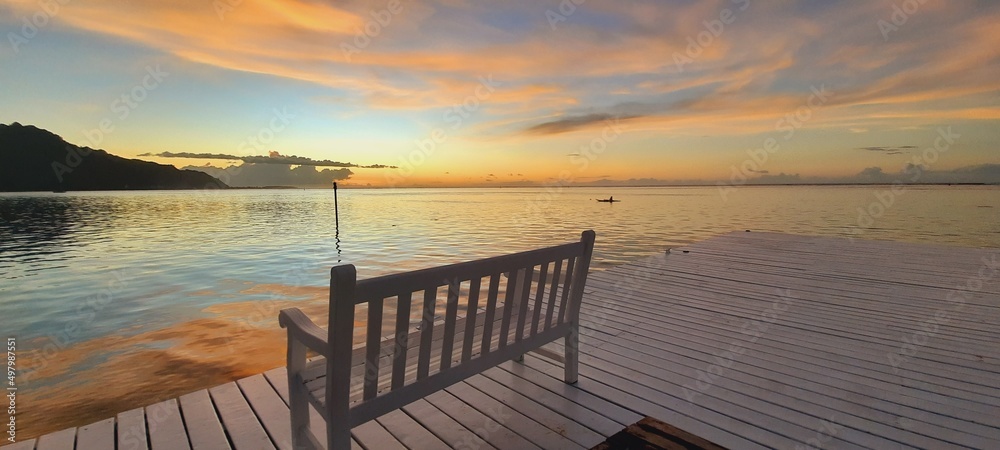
[531,262,549,336]
[498,269,520,349]
[391,292,412,390]
[363,298,384,400]
[480,274,502,355]
[416,287,438,380]
[354,242,582,302]
[557,257,576,324]
[544,259,563,331]
[461,277,482,363]
[439,279,461,371]
[515,266,535,342]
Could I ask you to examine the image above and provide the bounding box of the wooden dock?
[6,231,1000,449]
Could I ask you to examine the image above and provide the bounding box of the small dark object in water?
[682,250,690,253]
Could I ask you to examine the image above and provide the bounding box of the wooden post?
[333,182,339,231]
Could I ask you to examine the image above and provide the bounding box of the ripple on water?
[1,186,998,438]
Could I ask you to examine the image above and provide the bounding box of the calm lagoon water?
[0,185,998,436]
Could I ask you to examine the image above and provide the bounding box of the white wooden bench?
[278,230,596,449]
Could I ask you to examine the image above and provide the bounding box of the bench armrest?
[279,308,330,355]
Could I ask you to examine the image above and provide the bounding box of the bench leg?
[287,337,312,449]
[564,326,579,384]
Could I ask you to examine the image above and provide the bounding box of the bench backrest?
[323,230,595,430]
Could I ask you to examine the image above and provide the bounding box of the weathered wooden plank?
[364,297,384,400]
[531,262,549,336]
[146,398,191,450]
[117,408,148,450]
[461,277,482,363]
[480,274,502,355]
[498,269,519,349]
[580,284,1000,411]
[424,389,541,450]
[35,428,74,450]
[208,382,275,450]
[178,390,230,450]
[570,321,999,448]
[557,257,576,324]
[544,259,563,330]
[483,363,632,437]
[237,375,293,450]
[0,440,35,450]
[376,409,450,450]
[446,381,583,449]
[400,398,495,450]
[464,375,604,447]
[351,420,407,450]
[391,292,412,390]
[439,280,461,371]
[76,418,114,450]
[417,287,439,380]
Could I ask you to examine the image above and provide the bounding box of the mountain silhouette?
[0,123,228,191]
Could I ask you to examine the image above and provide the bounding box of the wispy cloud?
[140,151,395,169]
[858,145,917,155]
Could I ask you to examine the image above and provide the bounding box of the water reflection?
[1,186,998,438]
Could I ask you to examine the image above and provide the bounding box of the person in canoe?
[597,196,618,203]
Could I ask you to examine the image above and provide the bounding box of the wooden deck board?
[116,408,148,450]
[207,382,275,450]
[8,232,1000,449]
[146,399,190,450]
[35,428,74,450]
[75,418,114,450]
[178,390,230,450]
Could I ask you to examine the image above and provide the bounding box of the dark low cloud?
[524,113,636,135]
[183,163,353,187]
[858,145,917,154]
[142,150,395,169]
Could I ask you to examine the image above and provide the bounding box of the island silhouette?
[0,122,228,192]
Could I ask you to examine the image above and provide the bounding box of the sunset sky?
[2,0,998,187]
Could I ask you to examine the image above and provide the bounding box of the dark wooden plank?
[391,292,413,390]
[146,399,191,450]
[178,390,230,450]
[208,382,275,450]
[461,277,482,363]
[364,297,384,400]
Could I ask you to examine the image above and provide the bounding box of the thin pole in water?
[333,181,340,230]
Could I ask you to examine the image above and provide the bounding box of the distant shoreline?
[2,182,997,193]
